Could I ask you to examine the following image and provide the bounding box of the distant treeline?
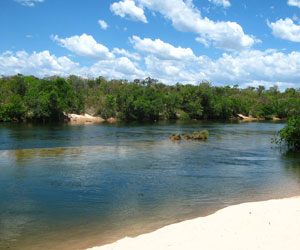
[0,75,300,122]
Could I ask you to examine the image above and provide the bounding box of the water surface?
[0,121,299,250]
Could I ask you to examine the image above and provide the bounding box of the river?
[0,121,299,250]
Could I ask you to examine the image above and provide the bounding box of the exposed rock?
[184,134,193,140]
[170,133,182,141]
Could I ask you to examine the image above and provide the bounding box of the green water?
[0,121,299,250]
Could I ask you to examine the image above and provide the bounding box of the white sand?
[88,197,300,250]
[68,114,104,123]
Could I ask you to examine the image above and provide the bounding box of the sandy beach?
[88,197,300,250]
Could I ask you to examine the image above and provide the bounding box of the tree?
[275,116,300,151]
[98,94,117,119]
[0,95,26,121]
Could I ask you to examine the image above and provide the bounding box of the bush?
[193,130,209,140]
[176,110,190,120]
[199,130,209,140]
[275,116,300,151]
[0,95,25,122]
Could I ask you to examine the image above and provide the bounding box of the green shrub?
[199,130,209,140]
[275,116,300,151]
[0,104,11,121]
[176,110,190,120]
[0,95,25,122]
[190,130,209,140]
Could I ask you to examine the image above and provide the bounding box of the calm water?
[0,121,300,250]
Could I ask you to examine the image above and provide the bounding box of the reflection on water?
[0,121,300,250]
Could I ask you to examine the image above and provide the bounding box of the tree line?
[0,74,299,122]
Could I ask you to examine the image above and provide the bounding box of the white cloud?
[208,0,231,8]
[129,37,300,87]
[110,0,148,23]
[89,57,146,79]
[144,55,204,84]
[268,18,300,42]
[112,48,141,60]
[201,49,300,88]
[0,50,144,81]
[132,0,256,50]
[14,0,44,7]
[0,50,79,77]
[288,0,300,8]
[52,34,114,60]
[130,36,196,61]
[194,18,259,50]
[98,20,108,30]
[2,45,300,90]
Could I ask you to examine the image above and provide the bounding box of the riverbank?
[67,114,118,123]
[88,196,300,250]
[236,114,284,121]
[66,113,284,124]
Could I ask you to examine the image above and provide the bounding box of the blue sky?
[1,0,300,89]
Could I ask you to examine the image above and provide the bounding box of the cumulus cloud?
[268,18,300,42]
[288,0,300,8]
[2,45,300,89]
[205,49,300,85]
[0,50,79,76]
[14,0,44,7]
[110,0,148,23]
[112,48,141,60]
[194,19,259,50]
[89,57,146,79]
[130,36,196,61]
[109,0,255,50]
[52,34,114,60]
[208,0,231,8]
[130,0,256,51]
[128,38,300,88]
[144,55,204,84]
[0,50,144,81]
[98,20,108,30]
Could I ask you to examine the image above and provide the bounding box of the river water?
[0,121,299,250]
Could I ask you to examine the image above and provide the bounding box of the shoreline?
[0,113,286,124]
[67,113,285,124]
[87,196,300,250]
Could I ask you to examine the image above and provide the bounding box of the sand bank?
[237,114,283,121]
[67,114,119,123]
[237,114,265,121]
[88,197,300,250]
[67,114,105,123]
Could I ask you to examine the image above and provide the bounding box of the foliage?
[0,95,26,122]
[0,75,300,123]
[275,116,300,151]
[192,130,209,140]
[98,94,117,119]
[181,130,209,140]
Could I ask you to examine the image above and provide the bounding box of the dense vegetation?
[275,116,300,152]
[0,75,300,122]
